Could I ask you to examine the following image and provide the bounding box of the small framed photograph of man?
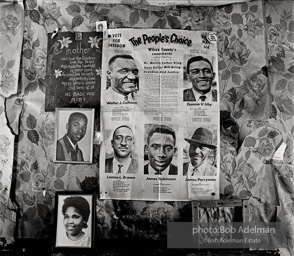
[54,108,95,164]
[53,192,95,251]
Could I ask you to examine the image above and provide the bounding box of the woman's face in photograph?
[63,207,84,236]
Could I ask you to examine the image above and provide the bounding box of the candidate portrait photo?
[105,54,139,102]
[144,124,178,175]
[104,124,138,174]
[183,126,218,177]
[54,108,95,164]
[53,192,94,250]
[183,55,218,102]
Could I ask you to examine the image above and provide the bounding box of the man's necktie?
[191,167,198,176]
[71,149,77,161]
[199,95,206,101]
[118,164,123,173]
[124,96,128,101]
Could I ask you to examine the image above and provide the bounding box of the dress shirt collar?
[191,88,212,102]
[148,164,169,175]
[113,156,132,174]
[107,87,135,101]
[65,135,77,151]
[187,160,209,176]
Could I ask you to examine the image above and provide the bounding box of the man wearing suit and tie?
[56,112,87,162]
[144,124,178,175]
[183,127,217,176]
[105,125,138,174]
[183,56,217,102]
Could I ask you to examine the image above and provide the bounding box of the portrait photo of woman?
[54,193,94,249]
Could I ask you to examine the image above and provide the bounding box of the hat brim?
[185,138,216,149]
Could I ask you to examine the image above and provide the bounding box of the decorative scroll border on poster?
[99,29,220,201]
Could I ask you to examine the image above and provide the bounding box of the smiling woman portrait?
[54,193,93,249]
[62,196,91,246]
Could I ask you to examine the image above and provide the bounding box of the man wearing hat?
[183,127,217,176]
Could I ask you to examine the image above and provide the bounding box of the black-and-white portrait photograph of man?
[55,108,94,164]
[105,125,138,174]
[183,55,217,102]
[183,127,217,177]
[144,124,178,175]
[105,54,139,102]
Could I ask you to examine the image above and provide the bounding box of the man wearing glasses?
[105,55,139,102]
[183,56,217,102]
[105,125,138,174]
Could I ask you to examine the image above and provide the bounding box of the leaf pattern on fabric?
[0,3,288,254]
[23,193,36,207]
[26,114,37,130]
[66,4,81,16]
[55,165,67,179]
[27,130,39,145]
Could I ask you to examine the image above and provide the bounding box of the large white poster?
[99,29,220,201]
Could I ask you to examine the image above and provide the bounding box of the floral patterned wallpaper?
[0,1,23,245]
[265,1,294,255]
[0,95,17,245]
[0,0,294,255]
[0,2,23,97]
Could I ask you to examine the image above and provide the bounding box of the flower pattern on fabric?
[31,173,45,193]
[23,19,35,42]
[0,135,10,166]
[0,15,19,36]
[228,36,251,66]
[0,69,16,94]
[39,118,55,147]
[2,3,289,255]
[257,138,275,159]
[39,0,62,25]
[80,176,99,192]
[18,145,36,163]
[244,12,263,38]
[211,8,231,28]
[221,121,282,202]
[233,162,257,192]
[31,48,46,79]
[244,75,265,101]
[184,7,208,29]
